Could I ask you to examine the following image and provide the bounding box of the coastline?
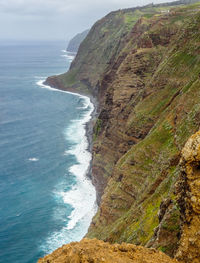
[43,77,98,182]
[37,76,98,249]
[41,76,99,207]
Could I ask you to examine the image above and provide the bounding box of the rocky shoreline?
[43,76,99,199]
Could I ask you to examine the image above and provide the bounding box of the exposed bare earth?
[175,131,200,263]
[38,238,177,263]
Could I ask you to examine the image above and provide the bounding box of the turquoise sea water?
[0,41,96,263]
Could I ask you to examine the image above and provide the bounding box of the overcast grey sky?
[0,0,175,41]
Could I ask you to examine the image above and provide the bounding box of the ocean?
[0,41,96,263]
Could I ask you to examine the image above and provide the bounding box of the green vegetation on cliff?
[86,2,200,258]
[45,1,200,261]
[46,3,186,95]
[49,8,143,94]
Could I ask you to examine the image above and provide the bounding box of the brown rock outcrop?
[38,238,178,263]
[175,131,200,263]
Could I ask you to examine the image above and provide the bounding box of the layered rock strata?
[41,0,200,261]
[87,5,200,257]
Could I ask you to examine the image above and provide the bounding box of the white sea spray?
[37,79,97,253]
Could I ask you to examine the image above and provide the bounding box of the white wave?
[61,49,76,62]
[28,158,39,162]
[62,95,96,230]
[60,178,96,230]
[38,82,97,254]
[61,54,74,59]
[36,79,87,99]
[40,203,97,254]
[36,79,71,93]
[61,54,75,62]
[64,50,77,55]
[16,213,22,217]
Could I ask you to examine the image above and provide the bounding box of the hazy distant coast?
[66,29,89,52]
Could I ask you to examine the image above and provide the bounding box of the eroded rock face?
[42,2,200,259]
[38,238,178,263]
[87,7,200,254]
[175,131,200,263]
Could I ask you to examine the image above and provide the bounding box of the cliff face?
[38,133,200,263]
[41,1,200,262]
[87,3,200,257]
[67,29,89,53]
[45,5,158,95]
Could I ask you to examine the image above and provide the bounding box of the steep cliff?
[38,132,200,263]
[41,0,200,262]
[86,2,200,257]
[67,29,89,53]
[45,4,167,95]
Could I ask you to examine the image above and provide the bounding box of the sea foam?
[61,50,76,62]
[28,158,39,162]
[62,95,96,230]
[37,79,97,253]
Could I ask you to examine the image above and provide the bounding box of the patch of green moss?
[124,10,142,29]
[171,51,198,68]
[93,119,102,141]
[143,13,155,19]
[59,69,78,86]
[159,246,167,253]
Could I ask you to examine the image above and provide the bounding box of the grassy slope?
[54,4,181,95]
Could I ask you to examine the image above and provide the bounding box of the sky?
[0,0,175,41]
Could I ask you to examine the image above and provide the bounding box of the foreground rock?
[175,131,200,262]
[38,238,177,263]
